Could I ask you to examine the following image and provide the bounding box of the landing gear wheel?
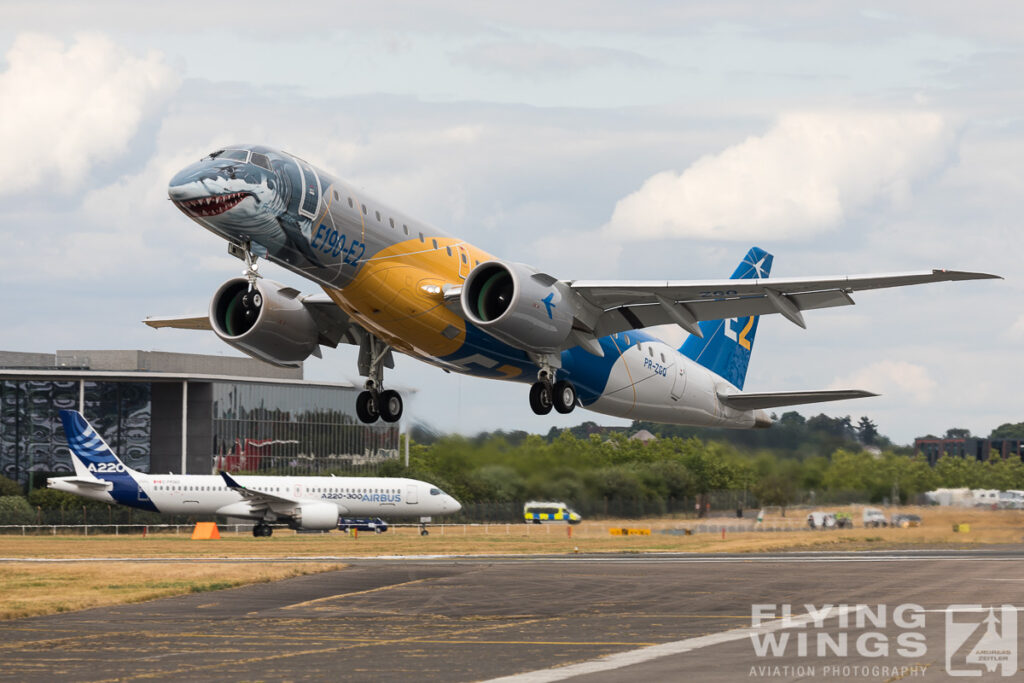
[253,523,273,537]
[356,391,380,424]
[379,389,403,423]
[552,380,577,414]
[529,382,553,415]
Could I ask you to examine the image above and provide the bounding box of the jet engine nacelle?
[461,261,575,353]
[210,277,320,367]
[287,501,340,531]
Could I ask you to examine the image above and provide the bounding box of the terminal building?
[0,350,401,486]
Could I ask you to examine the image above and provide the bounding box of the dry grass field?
[1,505,1021,620]
[0,562,344,620]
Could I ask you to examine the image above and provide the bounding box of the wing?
[717,389,878,411]
[569,269,1000,338]
[220,471,349,516]
[144,295,361,349]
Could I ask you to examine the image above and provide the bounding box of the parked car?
[891,514,922,528]
[337,517,389,533]
[834,511,854,528]
[863,507,888,528]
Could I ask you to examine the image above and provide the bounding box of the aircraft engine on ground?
[461,261,575,353]
[210,277,320,367]
[287,501,340,531]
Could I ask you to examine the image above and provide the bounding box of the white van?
[524,501,582,525]
[807,511,837,529]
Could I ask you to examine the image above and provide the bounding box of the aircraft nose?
[168,160,216,201]
[448,496,462,513]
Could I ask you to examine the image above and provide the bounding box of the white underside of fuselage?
[583,341,764,428]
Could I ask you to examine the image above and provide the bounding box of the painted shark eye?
[266,178,275,190]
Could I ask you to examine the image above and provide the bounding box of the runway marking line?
[281,576,442,610]
[483,607,848,682]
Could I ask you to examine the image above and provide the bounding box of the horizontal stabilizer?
[56,477,112,490]
[717,389,878,411]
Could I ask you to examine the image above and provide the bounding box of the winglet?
[220,471,243,489]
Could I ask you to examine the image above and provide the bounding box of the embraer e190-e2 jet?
[47,410,461,536]
[150,145,997,429]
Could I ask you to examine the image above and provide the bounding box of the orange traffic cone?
[191,522,221,540]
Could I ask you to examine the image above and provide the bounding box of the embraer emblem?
[541,292,556,319]
[750,255,767,278]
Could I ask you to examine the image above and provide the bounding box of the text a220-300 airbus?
[149,145,998,429]
[47,410,461,537]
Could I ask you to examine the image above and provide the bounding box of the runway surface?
[2,549,1023,681]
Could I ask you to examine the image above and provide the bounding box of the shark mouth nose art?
[178,191,252,217]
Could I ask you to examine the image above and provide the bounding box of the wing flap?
[717,389,878,411]
[577,269,998,338]
[592,290,857,337]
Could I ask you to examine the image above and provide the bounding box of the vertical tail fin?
[59,410,136,480]
[679,246,773,390]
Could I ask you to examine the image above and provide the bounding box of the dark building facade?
[0,350,400,486]
[914,436,1024,466]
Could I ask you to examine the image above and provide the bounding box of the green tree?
[0,496,35,524]
[857,417,879,446]
[990,422,1024,439]
[0,476,22,497]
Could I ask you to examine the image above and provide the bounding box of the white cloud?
[604,110,955,241]
[828,360,938,404]
[0,33,179,194]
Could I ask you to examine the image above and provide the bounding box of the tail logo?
[724,316,754,350]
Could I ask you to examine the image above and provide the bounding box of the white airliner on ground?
[47,410,461,537]
[150,145,999,429]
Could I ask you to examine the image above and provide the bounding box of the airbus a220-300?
[150,145,998,428]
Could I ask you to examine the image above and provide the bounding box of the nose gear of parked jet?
[356,333,403,424]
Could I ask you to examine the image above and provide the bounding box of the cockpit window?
[219,149,249,162]
[250,152,272,171]
[430,488,442,496]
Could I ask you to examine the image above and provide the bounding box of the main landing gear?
[253,523,273,537]
[528,363,577,416]
[355,333,403,424]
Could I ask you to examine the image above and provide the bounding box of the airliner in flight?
[47,410,461,537]
[149,145,997,429]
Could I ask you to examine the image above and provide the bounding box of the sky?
[0,1,1021,443]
